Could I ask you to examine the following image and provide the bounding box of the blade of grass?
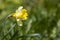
[9,30,19,40]
[1,24,16,40]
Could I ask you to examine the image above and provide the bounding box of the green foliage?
[0,0,60,40]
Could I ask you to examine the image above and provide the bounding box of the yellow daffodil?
[12,6,28,20]
[12,6,28,26]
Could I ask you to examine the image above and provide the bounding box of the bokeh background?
[0,0,60,40]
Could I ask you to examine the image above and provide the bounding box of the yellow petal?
[22,9,27,13]
[23,17,27,20]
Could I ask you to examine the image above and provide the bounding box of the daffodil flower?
[12,6,28,26]
[12,6,28,20]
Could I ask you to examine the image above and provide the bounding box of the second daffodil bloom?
[12,6,28,26]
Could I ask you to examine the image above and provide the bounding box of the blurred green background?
[0,0,60,40]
